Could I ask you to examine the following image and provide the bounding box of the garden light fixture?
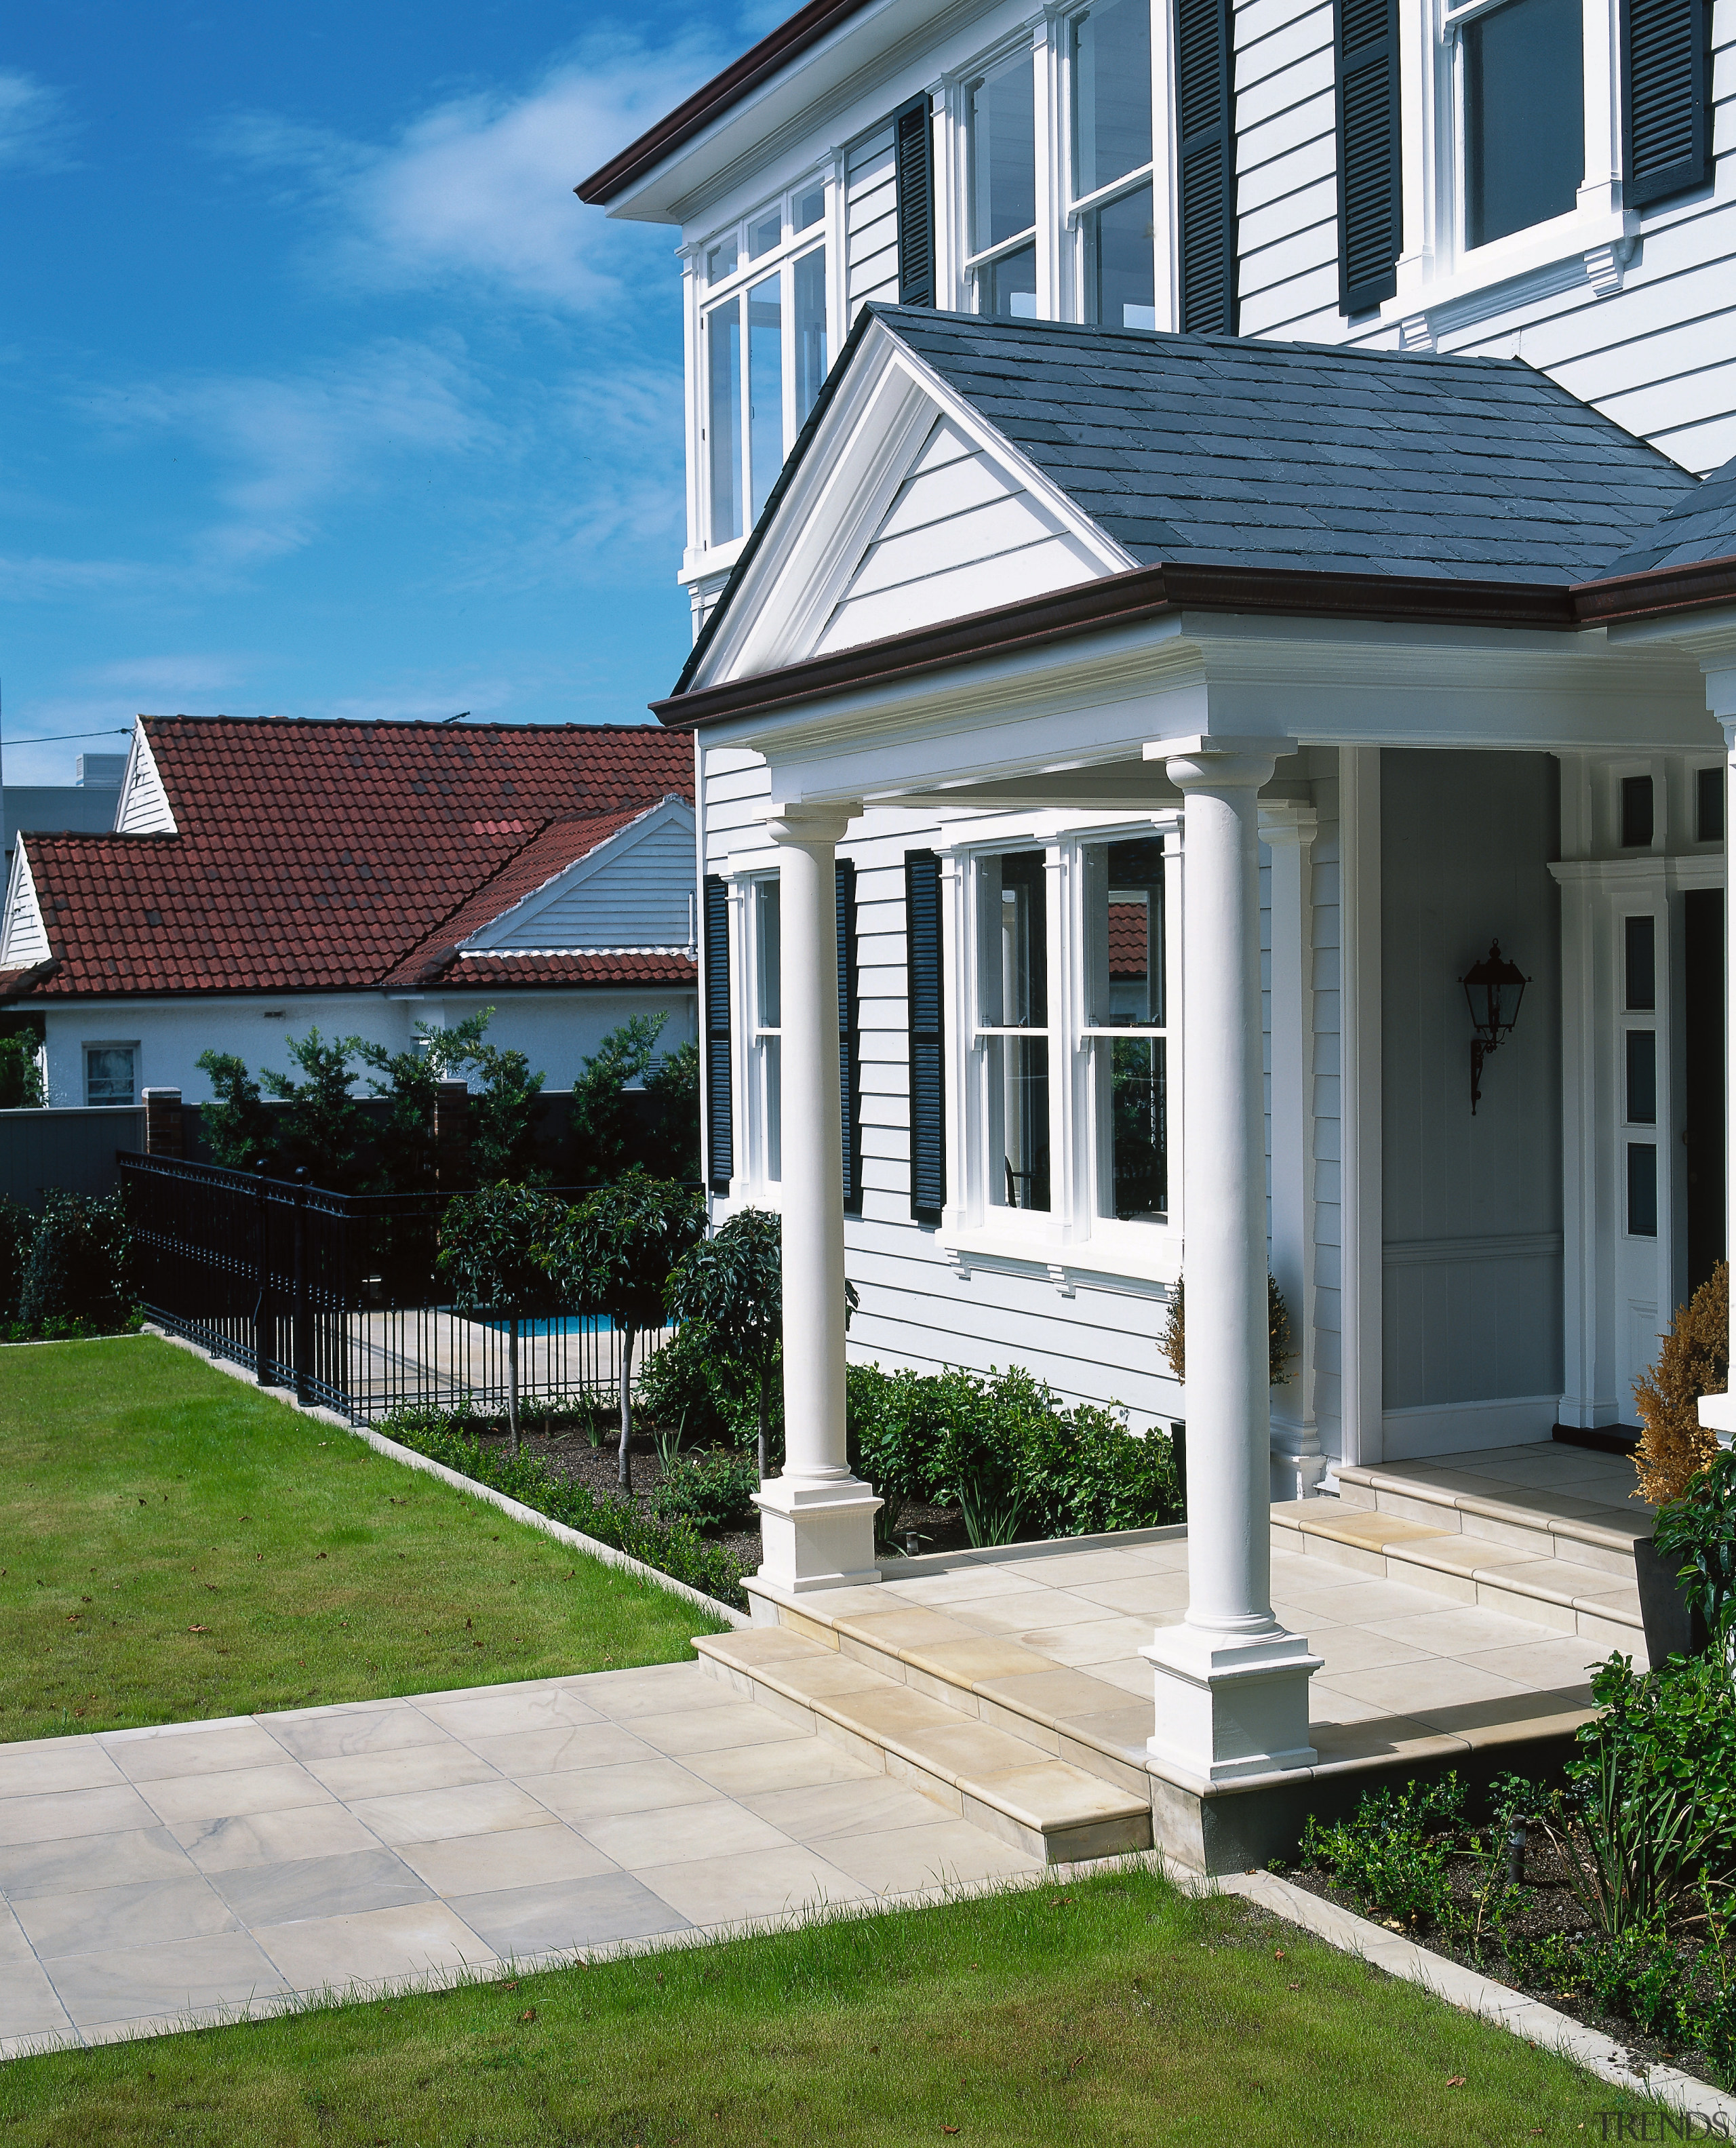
[1460,940,1528,1115]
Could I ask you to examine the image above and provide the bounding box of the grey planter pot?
[1633,1536,1709,1665]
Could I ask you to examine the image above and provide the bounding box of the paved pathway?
[0,1660,1041,2054]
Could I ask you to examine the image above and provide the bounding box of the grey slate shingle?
[880,307,1695,583]
[1596,452,1736,577]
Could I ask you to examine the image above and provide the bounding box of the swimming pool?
[480,1315,616,1338]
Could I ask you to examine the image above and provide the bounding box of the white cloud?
[83,340,491,572]
[216,28,728,313]
[0,70,77,173]
[81,654,249,694]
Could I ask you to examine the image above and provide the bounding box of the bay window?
[701,180,831,549]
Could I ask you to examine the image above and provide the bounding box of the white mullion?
[1034,14,1064,321]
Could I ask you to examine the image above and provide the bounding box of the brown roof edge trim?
[577,0,875,205]
[654,561,1577,730]
[1572,552,1736,625]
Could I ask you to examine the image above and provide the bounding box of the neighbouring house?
[579,0,1736,1797]
[0,714,699,1108]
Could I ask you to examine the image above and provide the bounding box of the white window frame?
[1057,0,1159,329]
[939,818,1184,1283]
[695,172,835,559]
[1391,0,1632,327]
[724,869,785,1203]
[959,34,1046,317]
[83,1040,138,1109]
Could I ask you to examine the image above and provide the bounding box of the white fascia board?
[690,319,1135,691]
[0,839,50,968]
[458,795,694,952]
[700,608,1716,810]
[115,722,177,835]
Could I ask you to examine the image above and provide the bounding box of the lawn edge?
[1215,1868,1736,2122]
[142,1327,751,1632]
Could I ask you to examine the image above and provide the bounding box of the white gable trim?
[690,317,1136,690]
[115,722,177,835]
[460,795,696,952]
[0,840,50,968]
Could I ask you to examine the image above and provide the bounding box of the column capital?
[1144,735,1296,790]
[766,800,859,847]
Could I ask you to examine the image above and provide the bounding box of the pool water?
[481,1315,614,1338]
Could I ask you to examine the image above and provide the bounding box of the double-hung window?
[966,52,1040,318]
[85,1043,137,1108]
[1456,0,1585,249]
[1069,0,1157,328]
[975,850,1052,1212]
[702,181,829,549]
[1083,838,1168,1220]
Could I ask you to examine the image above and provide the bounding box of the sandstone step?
[695,1625,1153,1865]
[1330,1461,1651,1580]
[1271,1497,1644,1652]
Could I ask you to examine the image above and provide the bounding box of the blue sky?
[0,1,778,784]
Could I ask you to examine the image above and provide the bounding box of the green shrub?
[1301,1774,1466,1927]
[649,1448,760,1532]
[1025,1401,1181,1538]
[18,1191,132,1332]
[380,1408,747,1610]
[1653,1448,1736,1646]
[846,1364,950,1551]
[0,1034,44,1109]
[635,1323,730,1447]
[0,1195,34,1321]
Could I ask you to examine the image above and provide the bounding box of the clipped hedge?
[378,1408,747,1612]
[1,1191,138,1340]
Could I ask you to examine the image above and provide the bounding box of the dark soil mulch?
[1281,1839,1727,2088]
[464,1420,972,1574]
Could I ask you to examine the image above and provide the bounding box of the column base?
[753,1476,883,1593]
[1142,1621,1322,1783]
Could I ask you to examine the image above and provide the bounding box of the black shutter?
[837,858,862,1216]
[905,851,945,1223]
[1335,0,1401,313]
[893,96,935,307]
[1174,0,1238,334]
[1623,0,1712,207]
[703,875,732,1194]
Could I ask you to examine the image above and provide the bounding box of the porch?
[706,1439,1649,1875]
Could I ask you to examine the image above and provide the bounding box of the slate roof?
[883,309,1696,584]
[5,716,694,1001]
[1594,450,1736,578]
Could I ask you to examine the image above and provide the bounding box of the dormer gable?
[115,722,178,835]
[461,796,698,955]
[0,842,51,968]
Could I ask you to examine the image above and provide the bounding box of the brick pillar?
[433,1079,470,1189]
[142,1087,183,1158]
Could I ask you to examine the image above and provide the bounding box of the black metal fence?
[119,1152,670,1423]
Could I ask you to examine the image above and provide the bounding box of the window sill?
[1385,205,1638,346]
[938,1224,1180,1294]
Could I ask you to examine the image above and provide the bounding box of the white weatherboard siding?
[466,806,697,954]
[0,843,50,968]
[814,415,1103,655]
[846,121,900,313]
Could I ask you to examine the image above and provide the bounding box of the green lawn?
[0,1336,719,1743]
[0,1865,1657,2145]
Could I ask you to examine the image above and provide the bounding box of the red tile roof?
[12,716,694,1000]
[1107,901,1149,980]
[436,953,698,989]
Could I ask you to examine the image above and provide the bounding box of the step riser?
[1335,1466,1646,1578]
[1272,1519,1644,1649]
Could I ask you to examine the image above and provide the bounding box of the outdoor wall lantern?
[1460,941,1529,1115]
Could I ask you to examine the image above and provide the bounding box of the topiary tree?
[1159,1273,1296,1389]
[197,1050,279,1170]
[437,1183,570,1454]
[1634,1262,1729,1507]
[667,1208,783,1481]
[540,1172,704,1490]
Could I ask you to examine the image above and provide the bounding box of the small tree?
[471,1039,546,1183]
[197,1050,278,1170]
[0,1035,44,1109]
[542,1172,703,1490]
[359,1012,491,1192]
[1160,1273,1297,1389]
[437,1183,569,1454]
[667,1208,784,1482]
[570,1014,667,1181]
[1634,1262,1729,1507]
[262,1028,372,1189]
[642,1040,701,1180]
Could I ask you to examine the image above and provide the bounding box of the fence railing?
[118,1152,674,1423]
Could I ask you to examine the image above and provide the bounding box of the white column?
[1263,804,1325,1499]
[1141,738,1320,1783]
[753,803,882,1594]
